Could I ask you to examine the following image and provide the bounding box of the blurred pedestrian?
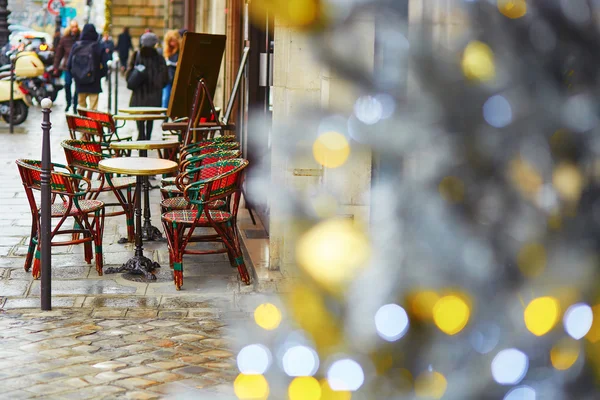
[126,32,168,140]
[162,30,181,109]
[54,20,80,113]
[68,23,106,110]
[116,27,133,73]
[100,32,115,70]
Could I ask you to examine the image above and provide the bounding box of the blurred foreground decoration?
[235,0,600,398]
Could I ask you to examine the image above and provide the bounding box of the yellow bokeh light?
[287,284,342,351]
[438,176,465,203]
[234,374,269,400]
[398,368,413,392]
[254,303,282,331]
[312,131,351,169]
[548,212,562,231]
[289,376,322,400]
[509,158,543,199]
[498,0,527,19]
[408,290,440,321]
[524,296,560,336]
[296,218,370,290]
[320,379,352,400]
[517,242,546,278]
[553,163,584,202]
[461,41,495,82]
[414,371,448,399]
[586,305,600,343]
[433,295,470,335]
[250,0,322,30]
[551,338,580,370]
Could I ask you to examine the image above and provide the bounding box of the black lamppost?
[0,0,10,48]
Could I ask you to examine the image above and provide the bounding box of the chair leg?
[32,243,41,279]
[83,223,93,265]
[72,220,81,241]
[216,221,251,285]
[93,208,105,276]
[164,220,184,290]
[24,223,37,272]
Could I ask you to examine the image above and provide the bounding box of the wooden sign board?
[167,33,226,121]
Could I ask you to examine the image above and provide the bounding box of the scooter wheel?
[1,100,28,125]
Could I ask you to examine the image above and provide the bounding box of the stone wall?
[110,0,166,47]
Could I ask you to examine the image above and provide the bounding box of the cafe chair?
[162,158,251,290]
[160,138,238,188]
[160,143,240,200]
[16,159,106,278]
[61,140,136,242]
[77,108,133,143]
[160,150,241,212]
[66,114,106,144]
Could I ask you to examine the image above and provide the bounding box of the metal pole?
[107,60,112,112]
[40,98,53,311]
[114,60,119,115]
[9,54,14,134]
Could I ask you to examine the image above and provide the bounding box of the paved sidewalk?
[0,76,277,397]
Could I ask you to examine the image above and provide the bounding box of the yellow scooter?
[0,51,45,125]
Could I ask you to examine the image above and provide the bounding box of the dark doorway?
[242,3,274,235]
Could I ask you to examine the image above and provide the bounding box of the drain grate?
[244,229,268,239]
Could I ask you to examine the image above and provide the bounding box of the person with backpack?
[67,23,106,110]
[126,32,168,140]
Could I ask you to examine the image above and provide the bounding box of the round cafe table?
[99,157,178,279]
[110,140,181,242]
[118,107,168,115]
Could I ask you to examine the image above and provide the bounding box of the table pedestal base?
[105,256,159,280]
[142,223,165,241]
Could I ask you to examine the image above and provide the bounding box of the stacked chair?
[158,92,250,289]
[161,158,250,290]
[16,160,106,278]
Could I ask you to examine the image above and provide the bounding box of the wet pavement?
[0,76,279,397]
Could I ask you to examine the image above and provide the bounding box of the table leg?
[139,138,164,241]
[105,176,159,279]
[141,175,164,241]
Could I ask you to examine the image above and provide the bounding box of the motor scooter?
[0,50,44,125]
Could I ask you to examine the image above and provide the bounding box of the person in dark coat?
[101,32,115,69]
[116,27,133,73]
[53,20,80,112]
[67,23,106,110]
[126,32,168,140]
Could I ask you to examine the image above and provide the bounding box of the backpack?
[70,42,97,85]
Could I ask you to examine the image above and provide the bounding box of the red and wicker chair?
[66,114,106,143]
[61,140,136,242]
[160,143,240,199]
[160,150,241,212]
[77,108,133,143]
[162,158,251,290]
[16,159,106,278]
[159,138,236,188]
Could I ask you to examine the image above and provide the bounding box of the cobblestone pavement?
[0,309,242,399]
[0,77,279,397]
